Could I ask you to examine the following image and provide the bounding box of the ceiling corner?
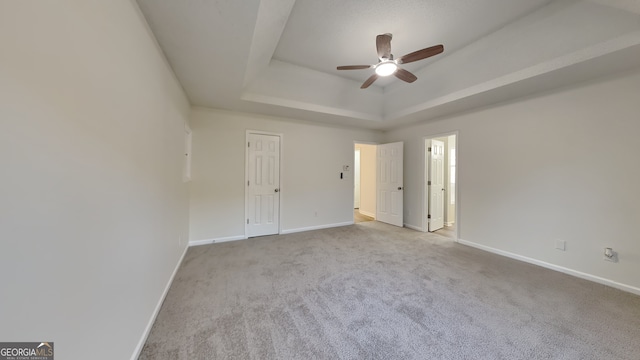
[242,0,297,88]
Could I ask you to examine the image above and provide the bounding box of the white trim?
[281,221,353,234]
[130,244,188,360]
[457,238,640,296]
[189,235,247,247]
[358,209,376,218]
[404,223,422,232]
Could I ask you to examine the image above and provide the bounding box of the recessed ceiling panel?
[273,0,553,86]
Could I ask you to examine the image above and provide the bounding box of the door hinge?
[428,147,432,152]
[427,214,431,219]
[247,180,250,186]
[427,181,431,186]
[247,219,249,224]
[248,142,250,147]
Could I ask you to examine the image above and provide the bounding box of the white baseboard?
[191,223,356,245]
[445,221,455,226]
[189,235,247,247]
[457,238,640,296]
[404,223,423,232]
[358,210,375,218]
[281,221,353,235]
[131,244,188,360]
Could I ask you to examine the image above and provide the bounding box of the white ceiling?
[135,0,640,130]
[273,0,552,84]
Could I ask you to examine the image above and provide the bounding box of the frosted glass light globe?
[375,61,398,76]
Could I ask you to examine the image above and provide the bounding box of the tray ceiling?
[136,0,640,129]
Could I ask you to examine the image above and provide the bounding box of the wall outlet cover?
[603,248,618,262]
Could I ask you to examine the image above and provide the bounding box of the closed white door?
[428,139,445,231]
[247,133,280,237]
[354,149,361,209]
[376,142,403,227]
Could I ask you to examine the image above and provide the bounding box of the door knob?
[398,187,403,190]
[274,188,279,193]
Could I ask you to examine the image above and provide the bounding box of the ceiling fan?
[337,33,444,89]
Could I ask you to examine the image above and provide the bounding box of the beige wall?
[0,1,190,359]
[385,68,640,292]
[189,108,382,241]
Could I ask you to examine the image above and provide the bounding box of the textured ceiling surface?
[135,0,640,129]
[274,0,552,83]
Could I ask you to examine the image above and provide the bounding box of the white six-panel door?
[376,142,403,227]
[428,139,445,231]
[247,133,280,237]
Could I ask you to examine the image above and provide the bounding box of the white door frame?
[245,130,283,237]
[422,131,460,241]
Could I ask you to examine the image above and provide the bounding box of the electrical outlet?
[603,247,618,262]
[555,240,566,251]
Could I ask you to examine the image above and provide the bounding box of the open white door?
[376,142,403,227]
[428,139,445,231]
[247,133,280,237]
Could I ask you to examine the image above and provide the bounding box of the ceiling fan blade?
[376,33,392,60]
[398,44,444,64]
[337,65,372,70]
[394,68,417,83]
[361,74,379,89]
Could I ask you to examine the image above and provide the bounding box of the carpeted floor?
[139,221,640,359]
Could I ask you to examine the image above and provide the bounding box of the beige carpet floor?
[140,221,640,359]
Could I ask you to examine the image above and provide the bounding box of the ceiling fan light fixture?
[337,34,444,88]
[375,61,398,76]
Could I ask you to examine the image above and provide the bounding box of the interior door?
[247,133,280,237]
[376,142,403,227]
[428,139,445,231]
[354,149,361,209]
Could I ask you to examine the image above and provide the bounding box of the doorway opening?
[424,133,458,240]
[353,141,405,227]
[354,143,377,224]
